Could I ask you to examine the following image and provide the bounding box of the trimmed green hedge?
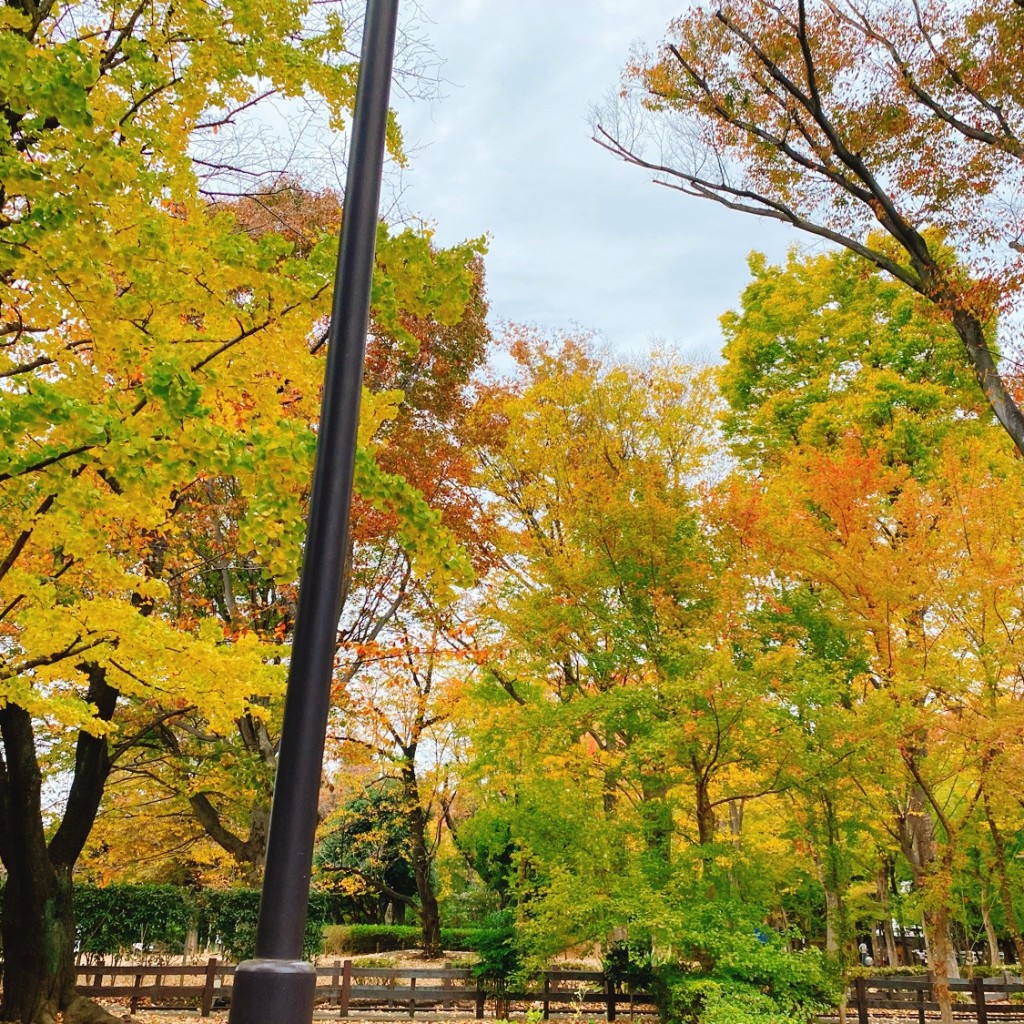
[322,924,487,955]
[70,886,488,959]
[847,965,928,978]
[76,884,194,956]
[73,884,350,960]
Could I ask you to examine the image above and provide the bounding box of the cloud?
[391,0,795,357]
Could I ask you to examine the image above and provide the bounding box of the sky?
[386,0,797,360]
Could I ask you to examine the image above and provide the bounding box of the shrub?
[471,912,524,995]
[75,884,193,954]
[603,940,655,992]
[71,884,333,959]
[653,944,842,1024]
[967,964,1021,979]
[442,927,488,951]
[322,923,488,955]
[847,964,928,978]
[322,924,422,954]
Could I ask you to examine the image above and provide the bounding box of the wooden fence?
[27,961,657,1019]
[44,963,1024,1020]
[848,975,1024,1022]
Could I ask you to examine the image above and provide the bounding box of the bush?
[471,912,524,995]
[603,940,655,991]
[194,889,326,960]
[322,925,422,954]
[76,884,193,954]
[72,884,337,959]
[657,976,807,1024]
[967,964,1022,979]
[847,964,928,978]
[653,945,842,1024]
[322,923,488,955]
[442,927,488,951]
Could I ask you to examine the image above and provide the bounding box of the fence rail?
[17,964,1024,1020]
[848,975,1024,1022]
[1,961,656,1019]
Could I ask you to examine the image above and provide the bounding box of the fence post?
[339,959,352,1019]
[973,976,989,1024]
[917,986,925,1024]
[474,988,485,1020]
[92,959,104,989]
[606,977,616,1023]
[854,976,868,1024]
[543,975,550,1020]
[200,957,219,1017]
[409,975,416,1018]
[130,971,143,1015]
[331,960,341,1006]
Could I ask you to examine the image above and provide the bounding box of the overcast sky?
[386,0,796,360]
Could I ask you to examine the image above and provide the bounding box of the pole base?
[228,958,317,1024]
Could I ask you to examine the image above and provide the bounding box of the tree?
[716,242,1024,1017]
[78,227,492,889]
[330,621,472,954]
[745,438,1024,1023]
[315,787,419,924]
[596,0,1024,455]
[458,335,815,967]
[719,245,990,470]
[0,2,483,1021]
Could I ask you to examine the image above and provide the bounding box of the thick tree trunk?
[0,866,113,1024]
[1,860,76,1024]
[0,676,119,1024]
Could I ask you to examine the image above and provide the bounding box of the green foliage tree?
[315,787,418,924]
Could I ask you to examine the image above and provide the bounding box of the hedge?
[322,924,488,955]
[72,884,351,960]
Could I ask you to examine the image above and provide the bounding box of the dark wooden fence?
[31,961,657,1019]
[848,975,1024,1022]
[12,963,1024,1020]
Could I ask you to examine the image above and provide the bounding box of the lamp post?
[227,3,399,1024]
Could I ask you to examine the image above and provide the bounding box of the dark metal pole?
[228,3,399,1023]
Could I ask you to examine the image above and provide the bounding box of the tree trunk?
[1,859,76,1024]
[877,860,900,967]
[402,767,441,956]
[951,308,1024,458]
[638,773,673,886]
[809,793,849,964]
[727,799,743,849]
[694,772,716,847]
[896,782,957,1024]
[923,904,958,1024]
[981,880,1001,968]
[983,791,1024,967]
[0,680,119,1024]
